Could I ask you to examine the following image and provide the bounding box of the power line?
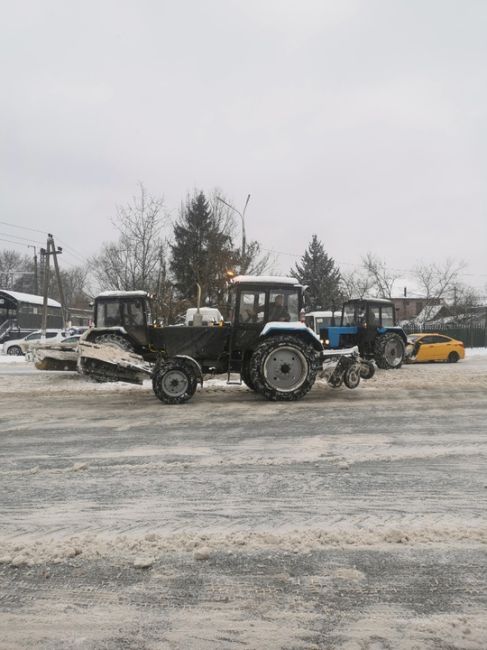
[0,237,33,248]
[0,220,48,235]
[0,231,44,246]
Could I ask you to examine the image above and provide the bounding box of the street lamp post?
[216,194,250,270]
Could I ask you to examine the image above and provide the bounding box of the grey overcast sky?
[1,0,486,289]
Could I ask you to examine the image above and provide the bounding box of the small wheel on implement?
[344,364,361,389]
[359,360,376,379]
[152,359,198,404]
[328,372,343,388]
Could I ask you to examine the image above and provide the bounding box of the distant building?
[391,297,441,322]
[0,289,63,341]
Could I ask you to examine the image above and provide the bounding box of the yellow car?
[405,333,465,363]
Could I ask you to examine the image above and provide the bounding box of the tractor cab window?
[228,289,237,322]
[304,315,314,330]
[342,303,355,325]
[96,301,120,327]
[122,300,145,327]
[381,305,394,327]
[269,289,298,322]
[239,291,265,323]
[368,305,381,327]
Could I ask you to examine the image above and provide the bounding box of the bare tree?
[91,183,167,294]
[210,191,271,275]
[340,270,375,300]
[361,253,399,299]
[48,265,91,308]
[0,250,30,289]
[413,258,467,320]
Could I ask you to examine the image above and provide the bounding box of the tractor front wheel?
[374,333,405,369]
[152,359,198,404]
[249,335,318,401]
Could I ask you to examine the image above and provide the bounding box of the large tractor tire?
[374,333,405,369]
[240,359,258,391]
[152,358,198,405]
[249,335,318,401]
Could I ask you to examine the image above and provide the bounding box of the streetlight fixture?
[216,194,250,269]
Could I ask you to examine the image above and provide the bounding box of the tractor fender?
[379,326,408,344]
[173,355,204,384]
[260,322,323,351]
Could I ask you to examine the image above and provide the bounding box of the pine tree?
[292,235,342,310]
[170,191,238,305]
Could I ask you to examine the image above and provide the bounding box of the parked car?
[3,329,64,356]
[405,333,465,363]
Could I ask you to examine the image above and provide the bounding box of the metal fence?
[403,324,487,348]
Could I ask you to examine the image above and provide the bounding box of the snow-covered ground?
[0,353,486,648]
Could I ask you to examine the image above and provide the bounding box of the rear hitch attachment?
[320,347,374,389]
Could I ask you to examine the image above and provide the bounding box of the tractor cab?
[228,275,303,327]
[94,291,152,347]
[341,298,396,329]
[320,298,407,369]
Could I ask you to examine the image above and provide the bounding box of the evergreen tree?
[292,235,342,310]
[170,191,238,305]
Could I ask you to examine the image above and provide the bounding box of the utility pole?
[28,245,38,294]
[50,236,67,329]
[40,233,68,338]
[40,241,51,339]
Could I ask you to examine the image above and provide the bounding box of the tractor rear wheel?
[249,335,318,401]
[152,359,198,404]
[374,333,405,369]
[241,358,258,391]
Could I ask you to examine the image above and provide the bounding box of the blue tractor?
[318,298,407,369]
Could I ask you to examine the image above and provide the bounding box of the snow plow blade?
[78,340,153,385]
[28,346,79,372]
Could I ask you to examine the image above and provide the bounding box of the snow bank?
[0,354,28,364]
[466,347,487,357]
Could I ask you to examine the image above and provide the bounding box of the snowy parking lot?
[1,352,486,649]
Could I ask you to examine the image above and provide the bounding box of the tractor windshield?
[96,301,120,327]
[381,305,395,327]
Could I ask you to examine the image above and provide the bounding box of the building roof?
[0,289,61,308]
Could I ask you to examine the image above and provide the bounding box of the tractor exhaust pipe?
[193,283,203,327]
